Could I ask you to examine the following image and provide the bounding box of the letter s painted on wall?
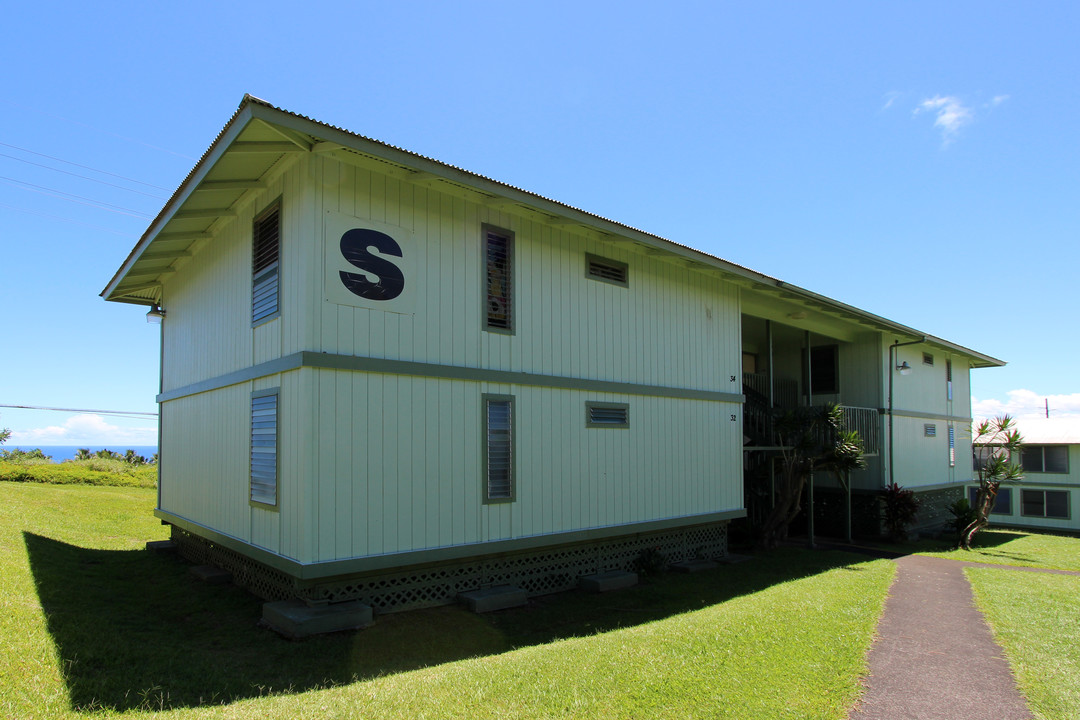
[338,228,406,301]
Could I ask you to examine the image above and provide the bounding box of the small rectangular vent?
[586,254,628,287]
[587,403,630,428]
[923,352,934,366]
[924,424,937,437]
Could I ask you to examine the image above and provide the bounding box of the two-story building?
[103,96,1003,615]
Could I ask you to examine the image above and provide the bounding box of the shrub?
[882,482,921,542]
[635,546,668,576]
[948,497,979,546]
[0,461,156,488]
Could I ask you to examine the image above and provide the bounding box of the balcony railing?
[839,405,880,456]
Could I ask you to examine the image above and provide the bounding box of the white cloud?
[914,95,974,145]
[990,95,1009,107]
[972,390,1080,440]
[881,91,902,111]
[9,414,157,446]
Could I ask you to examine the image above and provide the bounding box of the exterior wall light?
[896,361,912,376]
[146,305,166,324]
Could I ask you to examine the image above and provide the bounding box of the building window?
[483,226,513,333]
[252,202,281,325]
[1021,489,1069,519]
[969,487,1012,515]
[923,352,934,366]
[250,390,279,506]
[483,395,514,502]
[802,344,839,395]
[946,359,953,401]
[948,425,955,467]
[924,424,937,438]
[1021,445,1069,474]
[586,402,630,428]
[585,254,628,287]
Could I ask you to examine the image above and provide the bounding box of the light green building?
[973,418,1079,532]
[103,96,1003,612]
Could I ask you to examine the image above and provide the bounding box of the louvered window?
[948,425,955,467]
[586,254,628,287]
[484,228,513,332]
[924,424,937,437]
[946,360,953,401]
[586,402,630,428]
[484,396,514,502]
[252,203,281,325]
[250,391,279,506]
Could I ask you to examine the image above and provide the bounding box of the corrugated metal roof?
[102,94,1006,368]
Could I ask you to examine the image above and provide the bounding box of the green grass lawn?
[968,568,1080,720]
[0,480,895,719]
[912,529,1080,572]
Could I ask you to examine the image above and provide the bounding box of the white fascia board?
[101,104,257,302]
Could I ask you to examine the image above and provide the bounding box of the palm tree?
[963,416,1023,549]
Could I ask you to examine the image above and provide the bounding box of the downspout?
[766,320,775,510]
[805,330,814,548]
[887,337,926,488]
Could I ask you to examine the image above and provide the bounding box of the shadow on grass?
[25,531,875,712]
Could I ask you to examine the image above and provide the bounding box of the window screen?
[485,229,513,332]
[250,391,279,505]
[484,397,513,501]
[252,204,281,324]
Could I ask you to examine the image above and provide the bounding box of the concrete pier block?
[459,585,527,613]
[263,599,374,639]
[669,559,719,573]
[578,570,638,593]
[189,565,232,585]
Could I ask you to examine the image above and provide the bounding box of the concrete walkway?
[849,554,1033,720]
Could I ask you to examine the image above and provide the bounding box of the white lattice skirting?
[171,521,729,614]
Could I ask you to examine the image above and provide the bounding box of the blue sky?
[1,1,1078,445]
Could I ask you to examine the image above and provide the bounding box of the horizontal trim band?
[881,408,972,424]
[155,507,746,580]
[157,350,744,404]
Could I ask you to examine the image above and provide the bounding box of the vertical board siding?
[160,384,253,543]
[307,154,740,392]
[162,160,309,392]
[306,368,741,563]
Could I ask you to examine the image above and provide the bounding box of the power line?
[0,175,153,218]
[0,404,157,419]
[0,141,174,191]
[0,151,168,200]
[0,201,138,237]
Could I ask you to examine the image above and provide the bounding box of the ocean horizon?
[2,445,158,462]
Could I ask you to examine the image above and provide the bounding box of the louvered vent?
[485,231,512,331]
[924,424,937,437]
[485,398,513,500]
[252,204,280,324]
[586,254,628,286]
[587,403,629,427]
[250,392,278,505]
